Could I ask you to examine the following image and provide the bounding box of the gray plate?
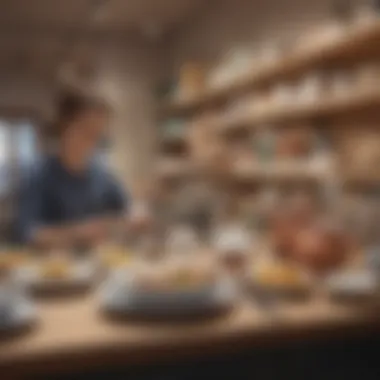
[0,298,36,333]
[99,274,236,318]
[14,261,96,293]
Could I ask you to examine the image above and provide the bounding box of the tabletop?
[1,293,380,378]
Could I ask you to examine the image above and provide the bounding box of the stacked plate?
[325,270,379,302]
[0,286,36,334]
[15,259,96,296]
[100,269,236,319]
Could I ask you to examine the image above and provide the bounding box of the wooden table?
[1,294,380,378]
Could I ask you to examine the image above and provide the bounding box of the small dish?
[249,261,312,299]
[97,244,133,270]
[15,259,96,296]
[0,296,36,334]
[325,270,379,302]
[0,251,30,273]
[99,264,235,319]
[0,277,37,335]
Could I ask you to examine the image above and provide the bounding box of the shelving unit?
[220,88,380,133]
[160,20,380,118]
[156,158,193,179]
[231,162,331,183]
[156,161,380,190]
[157,18,380,189]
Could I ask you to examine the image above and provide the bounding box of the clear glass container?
[212,220,252,276]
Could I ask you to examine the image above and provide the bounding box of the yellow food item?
[170,265,215,289]
[171,268,200,288]
[0,256,26,273]
[255,264,305,288]
[8,254,28,267]
[41,260,70,279]
[0,256,11,270]
[0,252,29,270]
[100,246,132,268]
[0,257,12,278]
[104,253,131,268]
[99,245,132,268]
[135,264,215,292]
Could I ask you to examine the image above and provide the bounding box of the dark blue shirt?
[16,156,128,243]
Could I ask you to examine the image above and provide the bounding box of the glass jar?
[212,222,252,275]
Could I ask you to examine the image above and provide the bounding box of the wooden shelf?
[161,134,186,147]
[156,158,332,183]
[156,158,380,191]
[342,173,380,188]
[220,88,380,132]
[160,20,380,118]
[231,163,330,183]
[156,158,192,178]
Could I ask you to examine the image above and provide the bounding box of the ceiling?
[0,0,206,80]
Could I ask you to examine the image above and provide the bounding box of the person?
[16,90,147,249]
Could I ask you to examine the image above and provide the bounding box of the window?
[0,121,11,197]
[16,120,37,169]
[95,136,112,168]
[0,116,38,239]
[0,117,37,197]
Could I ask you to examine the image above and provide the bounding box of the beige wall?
[0,79,51,112]
[89,41,161,189]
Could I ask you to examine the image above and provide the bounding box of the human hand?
[128,202,154,233]
[73,218,111,245]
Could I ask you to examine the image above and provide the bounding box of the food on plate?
[276,128,313,158]
[270,193,320,259]
[103,252,131,268]
[40,256,71,279]
[0,261,12,280]
[169,267,214,290]
[99,245,132,268]
[8,253,28,266]
[134,263,217,293]
[0,256,13,274]
[271,212,299,258]
[325,270,378,300]
[0,251,29,272]
[270,206,350,274]
[287,192,318,225]
[253,261,309,291]
[292,222,349,273]
[270,207,315,258]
